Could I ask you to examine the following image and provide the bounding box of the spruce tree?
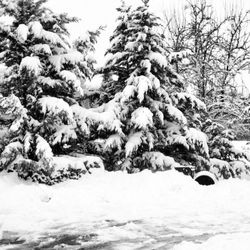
[0,0,102,184]
[74,0,210,173]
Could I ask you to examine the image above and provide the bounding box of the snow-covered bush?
[204,119,250,179]
[0,0,101,184]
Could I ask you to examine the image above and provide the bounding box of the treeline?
[0,0,250,185]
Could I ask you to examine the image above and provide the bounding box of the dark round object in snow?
[194,171,217,185]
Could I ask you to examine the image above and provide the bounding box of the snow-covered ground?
[1,167,250,249]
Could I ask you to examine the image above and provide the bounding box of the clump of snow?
[143,151,181,170]
[35,135,53,161]
[168,49,193,63]
[105,134,123,151]
[186,128,209,156]
[125,131,143,157]
[148,51,168,68]
[29,21,43,37]
[52,125,77,145]
[49,51,83,72]
[38,96,73,121]
[210,158,231,179]
[60,70,83,95]
[20,56,42,76]
[37,76,59,88]
[131,107,153,129]
[134,75,152,103]
[31,44,52,55]
[83,75,103,90]
[29,21,68,49]
[166,104,187,124]
[172,92,206,111]
[52,154,104,174]
[121,85,137,102]
[16,24,29,43]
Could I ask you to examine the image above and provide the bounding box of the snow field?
[1,169,250,248]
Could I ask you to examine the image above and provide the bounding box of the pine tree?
[0,0,102,184]
[74,1,210,173]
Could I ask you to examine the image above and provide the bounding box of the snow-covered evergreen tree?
[73,0,210,173]
[0,0,102,184]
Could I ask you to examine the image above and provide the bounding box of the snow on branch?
[49,51,83,72]
[35,135,53,163]
[29,21,68,49]
[60,70,83,95]
[142,151,181,171]
[120,85,137,103]
[165,104,187,124]
[172,92,206,111]
[0,141,23,167]
[131,107,153,129]
[72,101,123,135]
[31,44,52,55]
[134,75,152,103]
[105,51,127,67]
[20,56,42,76]
[125,131,144,157]
[186,128,209,157]
[52,154,104,174]
[16,24,29,43]
[52,125,77,145]
[104,134,123,151]
[37,76,60,88]
[148,51,169,68]
[38,96,73,121]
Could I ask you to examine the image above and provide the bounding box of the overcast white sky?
[46,0,250,65]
